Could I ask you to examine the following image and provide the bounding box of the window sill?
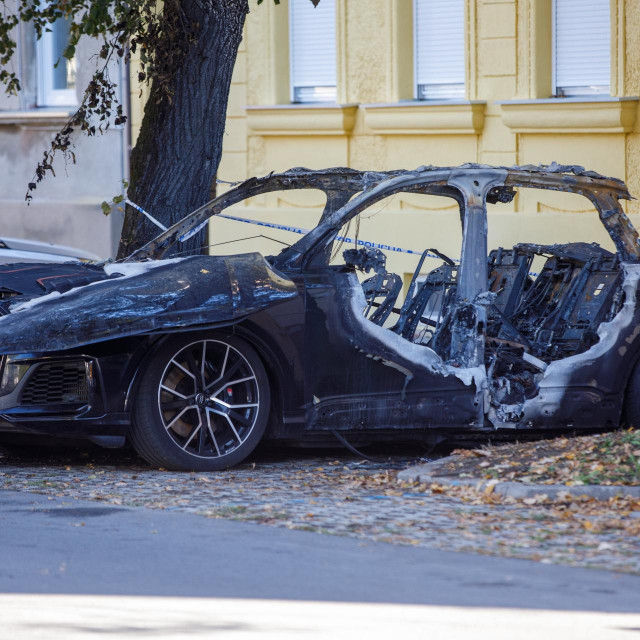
[499,97,639,133]
[362,100,486,135]
[0,109,72,128]
[245,104,358,136]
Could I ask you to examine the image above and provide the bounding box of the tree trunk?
[117,0,249,260]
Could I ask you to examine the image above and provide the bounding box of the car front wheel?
[130,333,270,471]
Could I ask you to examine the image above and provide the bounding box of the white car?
[0,237,100,264]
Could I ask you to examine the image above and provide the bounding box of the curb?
[397,457,640,500]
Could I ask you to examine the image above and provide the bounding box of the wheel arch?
[231,323,289,438]
[123,333,180,415]
[123,324,288,427]
[122,320,243,415]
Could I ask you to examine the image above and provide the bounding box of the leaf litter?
[0,440,639,574]
[432,428,640,486]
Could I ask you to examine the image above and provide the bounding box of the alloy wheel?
[157,339,261,459]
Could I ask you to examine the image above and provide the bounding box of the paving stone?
[1,445,638,574]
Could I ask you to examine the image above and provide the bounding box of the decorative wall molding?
[0,109,71,129]
[362,101,485,135]
[499,97,638,134]
[246,103,358,136]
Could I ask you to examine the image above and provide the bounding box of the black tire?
[130,332,270,471]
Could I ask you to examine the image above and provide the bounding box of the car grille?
[20,361,89,405]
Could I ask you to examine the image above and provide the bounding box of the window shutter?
[290,0,336,103]
[554,0,610,96]
[414,0,465,100]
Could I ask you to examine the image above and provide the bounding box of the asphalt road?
[2,489,640,610]
[3,489,640,638]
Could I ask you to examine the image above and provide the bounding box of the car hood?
[0,253,298,354]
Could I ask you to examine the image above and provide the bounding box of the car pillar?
[446,168,507,370]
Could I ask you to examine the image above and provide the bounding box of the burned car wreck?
[1,164,640,471]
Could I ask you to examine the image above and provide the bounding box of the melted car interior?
[347,241,623,360]
[333,183,626,414]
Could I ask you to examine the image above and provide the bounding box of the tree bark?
[117,0,249,259]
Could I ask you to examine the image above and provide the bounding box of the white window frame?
[289,0,337,104]
[36,19,77,107]
[552,0,610,98]
[413,0,466,101]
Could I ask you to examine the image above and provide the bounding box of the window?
[289,0,336,103]
[553,0,610,97]
[36,16,77,107]
[414,0,465,100]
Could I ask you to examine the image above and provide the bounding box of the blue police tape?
[218,214,310,237]
[125,199,168,232]
[129,204,540,276]
[216,214,544,276]
[217,213,449,259]
[179,219,208,243]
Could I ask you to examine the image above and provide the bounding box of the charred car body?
[1,164,640,471]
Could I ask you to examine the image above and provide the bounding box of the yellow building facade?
[177,1,640,283]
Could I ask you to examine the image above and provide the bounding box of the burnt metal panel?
[302,268,479,431]
[0,253,298,354]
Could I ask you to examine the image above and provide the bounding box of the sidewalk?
[2,442,639,574]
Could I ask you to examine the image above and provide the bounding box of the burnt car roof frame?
[280,165,640,268]
[127,164,640,268]
[127,168,406,262]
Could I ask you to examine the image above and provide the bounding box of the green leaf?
[62,44,75,60]
[112,194,124,204]
[101,201,111,216]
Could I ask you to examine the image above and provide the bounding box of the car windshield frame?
[126,165,640,267]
